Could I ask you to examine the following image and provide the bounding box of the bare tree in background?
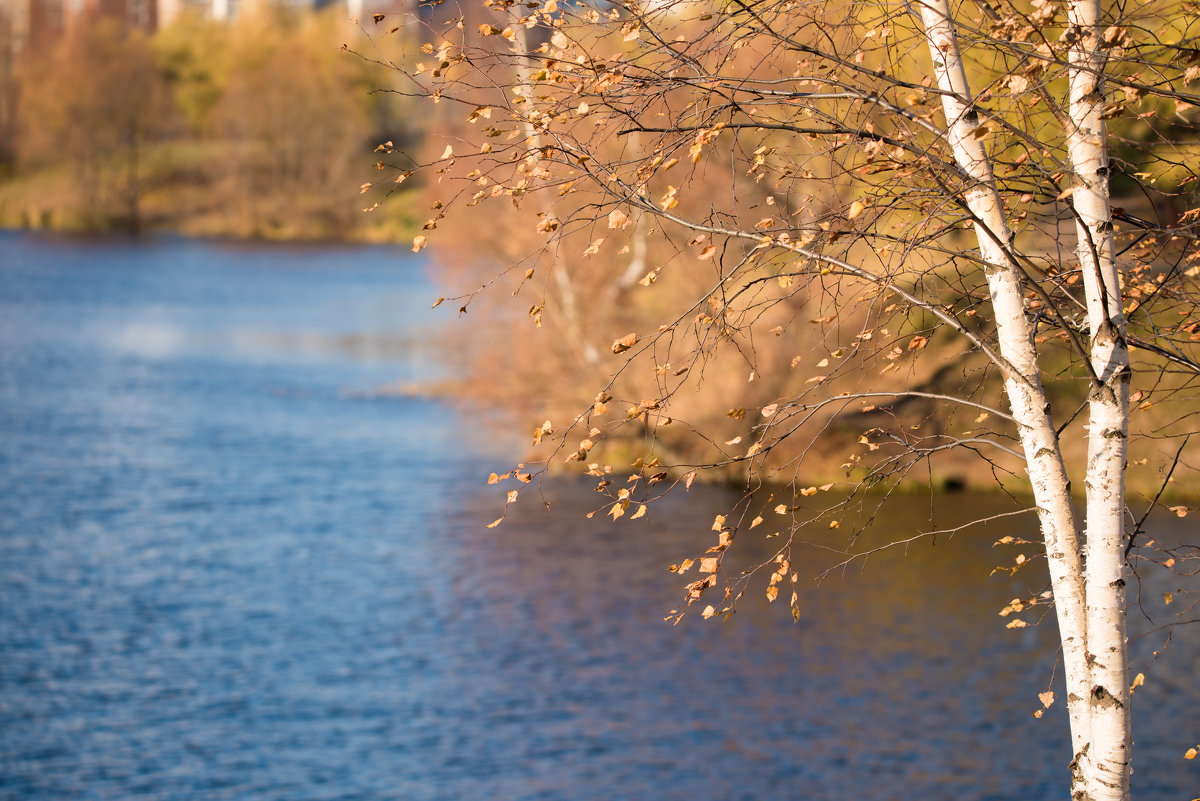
[376,0,1200,798]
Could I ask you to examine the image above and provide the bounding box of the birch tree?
[376,0,1200,798]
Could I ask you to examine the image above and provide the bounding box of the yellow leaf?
[1006,619,1028,628]
[698,245,718,261]
[1130,673,1144,693]
[1038,691,1055,709]
[1186,748,1197,760]
[702,605,716,619]
[799,487,817,496]
[412,235,428,253]
[631,504,647,520]
[828,520,840,529]
[608,208,630,229]
[847,200,866,220]
[440,144,454,159]
[486,517,503,528]
[611,333,638,353]
[766,585,779,602]
[761,403,778,417]
[699,557,719,573]
[610,502,625,520]
[775,504,789,514]
[749,515,763,529]
[712,515,726,531]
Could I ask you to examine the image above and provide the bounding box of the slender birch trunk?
[512,25,600,367]
[1066,1,1132,798]
[917,0,1095,768]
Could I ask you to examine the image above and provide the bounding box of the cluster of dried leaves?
[367,0,1200,631]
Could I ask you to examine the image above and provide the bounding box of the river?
[1,231,1196,800]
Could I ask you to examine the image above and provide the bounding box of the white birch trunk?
[917,0,1094,765]
[512,25,600,367]
[1066,1,1132,798]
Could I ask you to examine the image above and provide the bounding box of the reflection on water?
[0,231,1196,801]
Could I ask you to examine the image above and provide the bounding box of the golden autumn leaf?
[766,585,779,602]
[698,245,718,261]
[1038,691,1055,709]
[699,557,719,573]
[631,504,647,520]
[608,208,631,229]
[847,200,866,220]
[702,605,716,619]
[412,235,428,253]
[611,333,638,353]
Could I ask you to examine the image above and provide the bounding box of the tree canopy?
[377,0,1200,798]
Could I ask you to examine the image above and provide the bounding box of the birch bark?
[916,0,1094,764]
[1065,1,1132,798]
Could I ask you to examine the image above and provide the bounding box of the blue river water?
[1,231,1196,800]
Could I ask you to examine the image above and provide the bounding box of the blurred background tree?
[17,19,174,231]
[0,0,421,239]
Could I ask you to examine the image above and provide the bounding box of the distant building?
[4,0,66,54]
[2,0,407,54]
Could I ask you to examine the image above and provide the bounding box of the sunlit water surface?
[1,231,1196,801]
